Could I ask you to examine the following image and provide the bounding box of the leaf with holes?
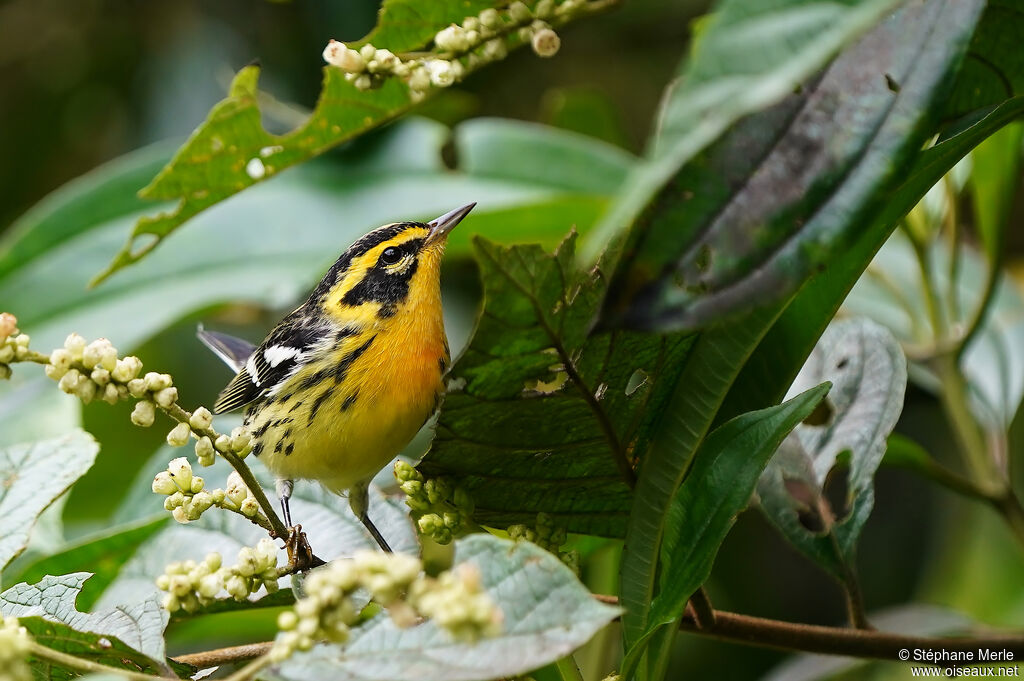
[418,233,693,537]
[757,318,907,578]
[267,534,620,681]
[0,431,98,570]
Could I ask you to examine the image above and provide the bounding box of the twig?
[688,586,716,629]
[172,597,1024,669]
[29,641,171,680]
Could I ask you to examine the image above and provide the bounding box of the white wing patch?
[245,355,260,386]
[264,345,303,367]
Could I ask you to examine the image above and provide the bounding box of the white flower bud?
[240,497,260,517]
[225,574,249,600]
[81,340,103,369]
[508,1,531,21]
[102,383,120,405]
[127,378,147,398]
[166,422,191,447]
[131,400,156,427]
[197,573,222,599]
[408,66,431,92]
[58,368,82,394]
[0,344,15,363]
[153,387,178,408]
[426,59,456,87]
[49,348,72,371]
[230,427,251,455]
[90,367,110,386]
[167,457,193,491]
[211,488,226,504]
[353,74,372,90]
[190,476,205,494]
[372,48,398,71]
[479,8,500,27]
[144,372,173,391]
[482,39,507,61]
[531,27,560,57]
[278,610,298,630]
[76,380,97,405]
[111,356,143,382]
[189,407,213,431]
[171,506,189,524]
[195,436,215,466]
[152,471,178,495]
[64,333,86,358]
[535,0,554,17]
[435,25,468,52]
[323,40,366,72]
[359,44,376,61]
[164,492,185,510]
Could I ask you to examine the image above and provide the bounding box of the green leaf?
[0,118,627,354]
[267,535,620,681]
[92,2,611,284]
[622,384,830,678]
[580,0,902,265]
[0,431,98,570]
[615,1,985,660]
[20,616,173,681]
[418,234,693,536]
[970,121,1023,265]
[757,319,906,577]
[602,0,985,330]
[1,573,168,667]
[6,517,169,612]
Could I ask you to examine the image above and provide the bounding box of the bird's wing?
[197,326,256,373]
[211,315,328,414]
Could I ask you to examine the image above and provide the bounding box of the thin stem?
[688,586,716,629]
[957,257,1002,361]
[29,641,170,680]
[177,598,1024,670]
[828,534,871,630]
[944,175,963,324]
[934,354,1000,493]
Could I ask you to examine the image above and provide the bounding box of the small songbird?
[199,203,475,552]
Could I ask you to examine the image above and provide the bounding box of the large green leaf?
[1,573,168,668]
[92,0,616,283]
[418,234,692,536]
[267,535,620,681]
[757,319,906,577]
[602,0,986,330]
[0,431,98,570]
[579,0,902,266]
[616,0,983,665]
[621,384,830,678]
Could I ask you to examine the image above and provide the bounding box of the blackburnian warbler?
[199,203,475,552]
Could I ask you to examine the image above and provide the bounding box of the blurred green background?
[2,1,1023,679]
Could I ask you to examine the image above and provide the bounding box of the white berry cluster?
[322,0,588,102]
[270,552,501,662]
[156,538,280,614]
[165,405,252,467]
[508,512,579,573]
[152,459,265,525]
[0,616,31,681]
[395,461,474,544]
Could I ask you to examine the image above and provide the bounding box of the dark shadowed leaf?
[0,431,98,570]
[603,0,986,331]
[757,319,906,577]
[418,234,693,536]
[266,535,620,681]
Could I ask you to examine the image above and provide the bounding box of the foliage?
[2,0,1024,679]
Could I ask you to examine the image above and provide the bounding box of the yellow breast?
[246,248,448,492]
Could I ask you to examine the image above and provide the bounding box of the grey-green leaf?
[0,431,98,570]
[757,318,907,575]
[266,534,620,681]
[1,573,168,665]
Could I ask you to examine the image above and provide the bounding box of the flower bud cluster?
[40,333,149,407]
[0,313,20,380]
[0,616,31,681]
[395,461,474,544]
[322,0,585,101]
[152,459,264,525]
[508,512,579,573]
[163,403,252,467]
[156,539,280,613]
[270,552,501,662]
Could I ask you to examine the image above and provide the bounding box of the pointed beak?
[426,202,475,244]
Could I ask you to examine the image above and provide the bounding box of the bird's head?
[310,203,475,323]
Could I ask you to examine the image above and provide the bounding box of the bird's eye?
[380,246,402,265]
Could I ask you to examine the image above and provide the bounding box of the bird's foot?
[284,525,324,572]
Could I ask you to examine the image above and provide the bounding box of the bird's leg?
[276,478,294,528]
[350,481,392,552]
